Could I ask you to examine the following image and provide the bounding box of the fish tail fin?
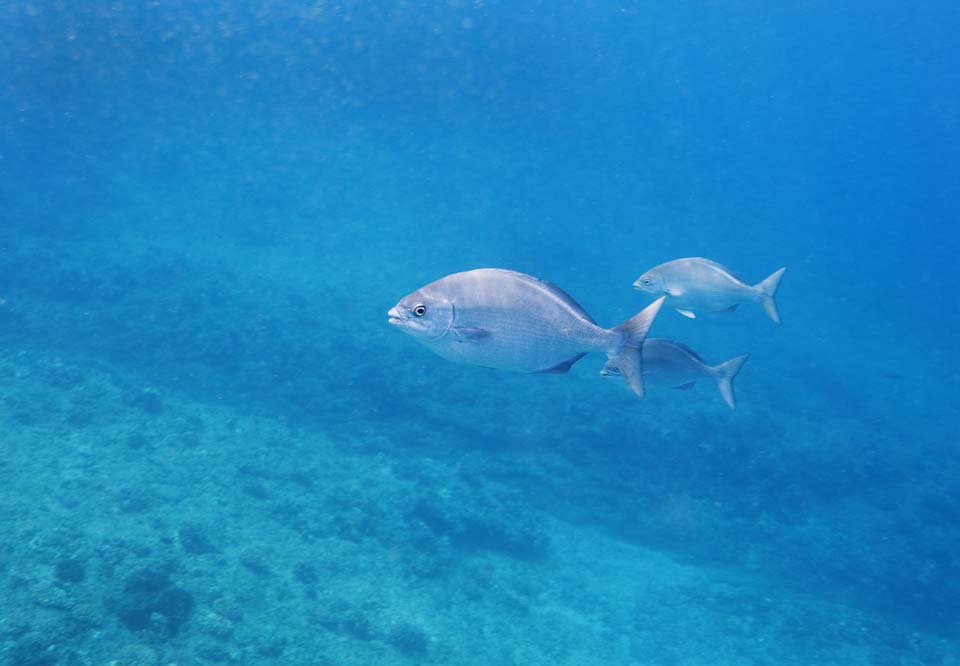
[754,267,786,325]
[710,354,749,410]
[608,297,664,398]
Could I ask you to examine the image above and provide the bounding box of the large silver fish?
[634,257,786,324]
[388,268,664,397]
[601,338,749,410]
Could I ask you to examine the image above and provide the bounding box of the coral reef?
[109,568,195,636]
[0,220,956,665]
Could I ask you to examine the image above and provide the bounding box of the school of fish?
[388,258,785,410]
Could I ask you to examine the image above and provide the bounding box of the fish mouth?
[387,306,403,326]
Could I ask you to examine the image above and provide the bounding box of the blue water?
[1,2,958,664]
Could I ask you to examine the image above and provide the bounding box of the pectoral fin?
[676,309,697,319]
[452,327,491,342]
[721,304,739,313]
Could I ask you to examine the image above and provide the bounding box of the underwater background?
[1,1,959,664]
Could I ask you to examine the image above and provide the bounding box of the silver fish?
[601,338,749,410]
[388,268,664,398]
[634,258,786,324]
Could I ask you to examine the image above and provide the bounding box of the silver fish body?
[634,257,785,324]
[388,268,663,397]
[601,338,749,410]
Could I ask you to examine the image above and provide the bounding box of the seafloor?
[1,217,957,665]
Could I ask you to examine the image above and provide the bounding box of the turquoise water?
[1,2,958,665]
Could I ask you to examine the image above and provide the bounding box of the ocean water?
[1,1,958,664]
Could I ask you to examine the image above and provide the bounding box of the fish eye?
[642,278,652,286]
[413,304,426,317]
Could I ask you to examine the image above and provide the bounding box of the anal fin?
[676,309,697,319]
[672,381,697,391]
[534,353,587,374]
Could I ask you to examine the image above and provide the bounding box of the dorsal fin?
[486,269,596,324]
[691,257,746,283]
[664,339,706,364]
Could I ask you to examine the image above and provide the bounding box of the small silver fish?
[388,268,664,398]
[601,338,749,410]
[634,258,786,324]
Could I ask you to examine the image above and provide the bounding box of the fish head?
[633,268,666,295]
[388,288,455,342]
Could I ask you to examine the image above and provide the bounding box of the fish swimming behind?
[601,338,749,410]
[388,268,665,398]
[634,257,786,324]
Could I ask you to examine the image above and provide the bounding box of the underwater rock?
[194,641,231,663]
[292,562,319,586]
[177,523,219,555]
[238,549,271,576]
[111,644,158,666]
[411,496,549,560]
[116,489,154,514]
[125,433,152,450]
[66,602,105,630]
[8,632,61,666]
[387,622,430,656]
[254,636,286,658]
[197,610,233,638]
[31,582,72,610]
[210,596,244,622]
[127,389,164,415]
[241,481,269,500]
[317,599,372,641]
[5,394,41,426]
[110,567,194,636]
[54,557,85,584]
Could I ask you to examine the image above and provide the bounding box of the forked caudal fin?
[608,297,665,398]
[754,267,786,325]
[710,354,749,410]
